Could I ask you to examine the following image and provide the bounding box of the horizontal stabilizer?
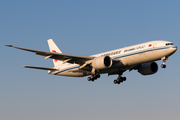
[23,66,59,71]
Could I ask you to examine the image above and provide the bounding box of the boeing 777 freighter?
[4,39,177,84]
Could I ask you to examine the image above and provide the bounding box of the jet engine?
[92,56,112,70]
[138,62,158,75]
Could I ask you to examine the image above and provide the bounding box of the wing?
[4,45,94,65]
[23,66,59,71]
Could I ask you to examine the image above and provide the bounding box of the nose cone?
[174,45,177,52]
[171,45,177,55]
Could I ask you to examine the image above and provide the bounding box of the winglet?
[4,45,13,47]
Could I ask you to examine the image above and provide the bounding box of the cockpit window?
[166,43,174,46]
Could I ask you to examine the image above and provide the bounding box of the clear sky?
[0,0,180,120]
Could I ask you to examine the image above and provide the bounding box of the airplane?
[4,39,177,84]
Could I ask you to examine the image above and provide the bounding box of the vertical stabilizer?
[47,39,63,68]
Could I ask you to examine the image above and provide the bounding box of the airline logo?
[52,50,58,62]
[149,44,152,47]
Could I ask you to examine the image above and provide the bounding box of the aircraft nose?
[172,45,178,54]
[174,45,177,51]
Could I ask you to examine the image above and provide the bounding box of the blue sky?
[0,0,180,120]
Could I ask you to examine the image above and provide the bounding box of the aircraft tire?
[97,74,100,78]
[161,64,166,68]
[123,77,126,81]
[88,77,91,81]
[93,74,97,80]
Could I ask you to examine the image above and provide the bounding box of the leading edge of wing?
[4,44,94,62]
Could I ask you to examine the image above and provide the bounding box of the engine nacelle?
[138,62,158,75]
[92,56,112,70]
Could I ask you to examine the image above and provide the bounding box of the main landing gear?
[87,73,126,85]
[161,57,169,68]
[87,74,100,82]
[114,76,126,84]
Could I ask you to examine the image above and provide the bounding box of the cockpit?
[166,43,174,46]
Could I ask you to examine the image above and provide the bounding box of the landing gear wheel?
[113,76,127,85]
[122,77,126,81]
[87,74,101,82]
[90,75,94,79]
[161,64,166,68]
[93,74,97,80]
[97,74,100,78]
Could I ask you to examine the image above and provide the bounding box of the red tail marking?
[52,50,58,62]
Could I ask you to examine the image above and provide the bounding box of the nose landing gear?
[161,57,169,68]
[161,64,166,68]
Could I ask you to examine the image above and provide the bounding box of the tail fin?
[47,39,63,68]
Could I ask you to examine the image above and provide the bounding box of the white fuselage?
[48,40,177,77]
